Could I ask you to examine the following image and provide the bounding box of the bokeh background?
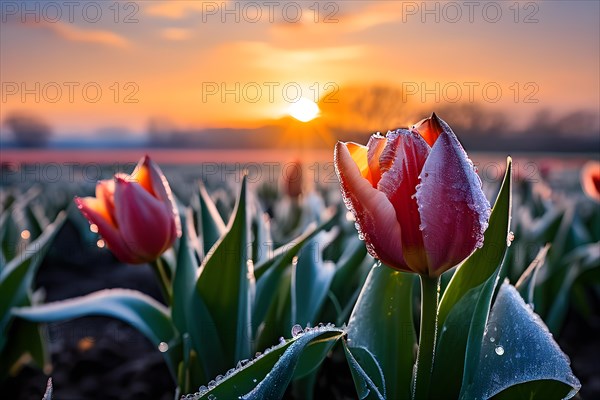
[1,0,599,152]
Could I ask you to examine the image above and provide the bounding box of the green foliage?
[0,209,65,379]
[6,156,585,400]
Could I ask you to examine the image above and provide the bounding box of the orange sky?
[1,0,599,136]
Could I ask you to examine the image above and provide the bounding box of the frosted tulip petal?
[416,121,490,276]
[335,142,409,271]
[378,130,430,274]
[366,134,387,186]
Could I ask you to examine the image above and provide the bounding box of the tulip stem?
[413,275,440,400]
[151,258,172,305]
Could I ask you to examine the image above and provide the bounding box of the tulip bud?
[581,160,600,202]
[75,156,180,264]
[334,113,490,277]
[282,159,303,199]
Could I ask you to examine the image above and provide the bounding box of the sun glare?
[287,97,320,122]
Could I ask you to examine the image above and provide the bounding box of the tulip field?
[1,116,599,400]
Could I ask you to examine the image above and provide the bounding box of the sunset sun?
[287,97,320,122]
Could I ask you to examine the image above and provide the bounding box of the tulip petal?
[416,119,490,276]
[131,155,181,241]
[114,177,175,261]
[74,196,143,264]
[412,112,444,147]
[95,179,116,223]
[366,134,387,186]
[345,142,372,183]
[377,130,431,274]
[581,160,600,202]
[335,142,410,272]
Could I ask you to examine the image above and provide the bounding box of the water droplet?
[253,378,257,383]
[158,342,169,352]
[495,345,504,355]
[20,230,31,239]
[278,336,286,345]
[490,337,495,343]
[506,231,515,247]
[291,324,303,337]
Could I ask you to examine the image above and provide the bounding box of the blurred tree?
[4,111,53,147]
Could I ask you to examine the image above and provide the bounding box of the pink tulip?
[581,160,600,202]
[334,113,490,277]
[75,156,181,264]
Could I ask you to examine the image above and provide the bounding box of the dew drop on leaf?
[506,231,515,247]
[291,324,303,337]
[495,345,505,356]
[158,342,169,352]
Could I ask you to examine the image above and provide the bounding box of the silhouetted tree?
[4,111,53,147]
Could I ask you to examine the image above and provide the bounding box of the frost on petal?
[334,142,409,272]
[378,129,430,274]
[366,134,387,186]
[415,120,490,276]
[114,178,176,261]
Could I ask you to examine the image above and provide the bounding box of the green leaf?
[195,177,253,365]
[459,283,581,400]
[12,289,179,377]
[438,156,512,328]
[186,326,344,400]
[491,380,575,400]
[253,210,337,280]
[253,214,337,334]
[461,268,501,389]
[329,237,369,311]
[294,237,336,327]
[172,211,199,335]
[0,212,66,351]
[346,264,416,400]
[193,181,227,257]
[431,157,512,399]
[343,342,385,400]
[0,305,48,379]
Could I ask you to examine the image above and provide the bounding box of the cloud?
[212,41,367,71]
[25,20,130,48]
[160,27,192,41]
[144,1,208,19]
[270,1,404,41]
